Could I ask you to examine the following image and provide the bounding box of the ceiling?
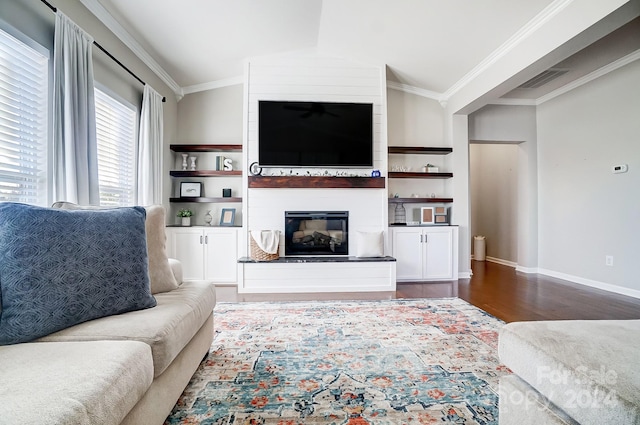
[89,0,639,103]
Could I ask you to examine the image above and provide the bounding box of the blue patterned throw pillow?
[0,203,157,345]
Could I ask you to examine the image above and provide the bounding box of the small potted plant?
[177,209,193,226]
[424,163,439,173]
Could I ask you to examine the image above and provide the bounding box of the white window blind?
[0,28,48,205]
[95,88,136,207]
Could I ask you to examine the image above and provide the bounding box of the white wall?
[244,53,387,256]
[537,59,640,295]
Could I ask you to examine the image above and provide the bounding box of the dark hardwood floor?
[216,261,640,322]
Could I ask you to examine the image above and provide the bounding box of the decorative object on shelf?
[371,169,381,177]
[420,207,435,225]
[394,203,406,225]
[423,164,439,173]
[177,209,193,227]
[219,208,236,226]
[222,188,231,197]
[391,165,410,172]
[189,156,197,170]
[430,193,436,198]
[181,154,188,171]
[204,210,213,226]
[215,156,223,171]
[249,162,262,176]
[434,206,450,224]
[180,182,202,197]
[411,193,419,198]
[223,158,233,171]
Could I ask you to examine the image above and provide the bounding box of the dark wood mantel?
[248,176,386,189]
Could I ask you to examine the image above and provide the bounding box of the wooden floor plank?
[216,261,640,322]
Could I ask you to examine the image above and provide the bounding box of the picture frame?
[180,182,202,197]
[219,208,236,226]
[420,207,435,225]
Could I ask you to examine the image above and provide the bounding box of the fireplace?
[285,211,349,256]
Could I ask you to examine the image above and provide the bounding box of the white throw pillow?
[355,231,384,257]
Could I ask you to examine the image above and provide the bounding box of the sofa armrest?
[168,258,183,284]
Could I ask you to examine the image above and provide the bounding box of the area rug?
[165,298,511,424]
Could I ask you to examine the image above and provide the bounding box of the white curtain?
[52,11,100,205]
[137,84,164,205]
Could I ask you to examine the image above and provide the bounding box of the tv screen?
[258,100,373,167]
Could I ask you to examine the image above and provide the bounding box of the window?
[95,87,137,207]
[0,28,48,205]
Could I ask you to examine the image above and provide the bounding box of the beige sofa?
[0,259,215,425]
[498,320,640,425]
[0,204,216,425]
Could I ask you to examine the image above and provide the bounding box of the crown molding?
[80,0,183,99]
[536,48,640,105]
[442,0,574,101]
[386,81,444,103]
[182,76,245,95]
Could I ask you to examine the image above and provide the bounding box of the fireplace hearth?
[285,211,348,256]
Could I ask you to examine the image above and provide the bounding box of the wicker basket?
[250,234,279,261]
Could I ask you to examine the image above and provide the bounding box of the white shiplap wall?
[242,52,388,257]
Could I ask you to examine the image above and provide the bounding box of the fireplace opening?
[285,211,348,256]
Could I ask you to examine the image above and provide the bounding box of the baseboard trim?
[458,271,472,279]
[537,268,640,300]
[515,265,539,274]
[486,256,517,268]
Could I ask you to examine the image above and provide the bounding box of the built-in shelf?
[170,170,242,177]
[388,172,453,179]
[169,197,242,203]
[388,197,453,204]
[170,144,242,152]
[248,176,386,189]
[388,146,453,155]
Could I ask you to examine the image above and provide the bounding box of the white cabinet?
[166,227,239,283]
[391,226,458,281]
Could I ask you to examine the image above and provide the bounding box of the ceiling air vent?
[518,68,569,89]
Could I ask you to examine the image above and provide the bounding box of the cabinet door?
[392,227,424,281]
[423,227,454,279]
[204,228,238,283]
[166,228,205,280]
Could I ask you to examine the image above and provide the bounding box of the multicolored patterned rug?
[165,298,511,424]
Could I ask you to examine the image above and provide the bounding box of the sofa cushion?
[52,202,179,294]
[38,280,215,377]
[499,320,640,425]
[0,203,157,345]
[0,340,153,425]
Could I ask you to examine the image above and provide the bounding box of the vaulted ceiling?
[87,0,640,103]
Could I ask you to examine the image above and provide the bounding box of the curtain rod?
[40,0,166,102]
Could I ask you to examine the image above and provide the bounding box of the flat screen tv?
[258,100,373,167]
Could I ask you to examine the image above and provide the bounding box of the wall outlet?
[606,255,614,266]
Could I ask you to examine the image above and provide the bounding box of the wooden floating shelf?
[388,172,453,179]
[248,176,386,189]
[388,146,452,155]
[170,144,242,152]
[388,197,453,204]
[169,197,242,203]
[170,170,242,177]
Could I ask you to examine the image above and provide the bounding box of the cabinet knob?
[205,235,208,244]
[200,235,203,244]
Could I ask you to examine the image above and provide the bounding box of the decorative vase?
[181,217,191,226]
[204,210,213,226]
[181,154,188,170]
[189,156,197,171]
